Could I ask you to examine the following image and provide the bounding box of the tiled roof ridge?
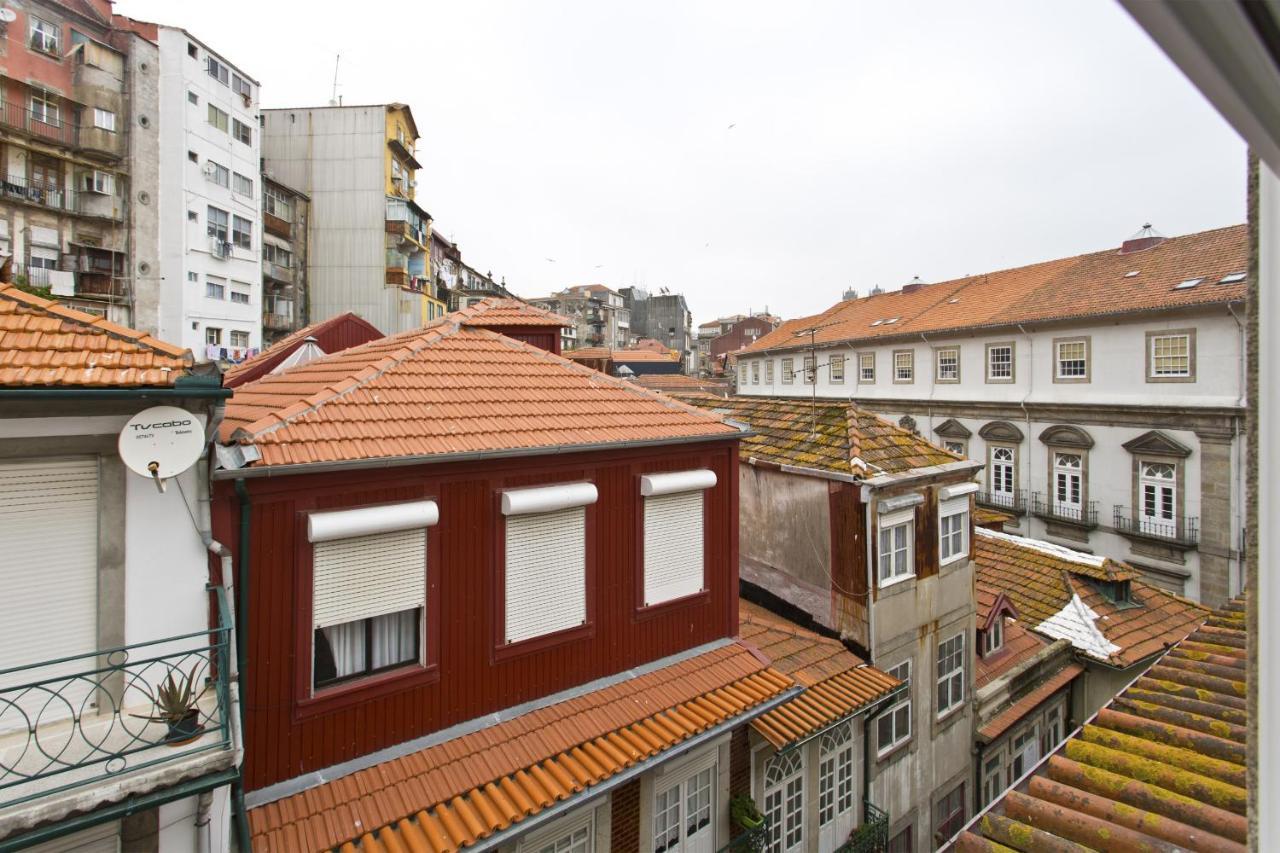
[231,319,460,442]
[314,666,796,852]
[222,312,381,383]
[842,403,867,472]
[976,526,1108,569]
[453,296,574,328]
[488,332,732,428]
[1036,583,1124,663]
[0,281,190,361]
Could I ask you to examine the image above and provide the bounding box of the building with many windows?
[734,225,1248,606]
[259,175,308,345]
[0,0,134,323]
[261,103,440,335]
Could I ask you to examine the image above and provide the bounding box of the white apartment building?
[149,28,262,360]
[735,225,1247,606]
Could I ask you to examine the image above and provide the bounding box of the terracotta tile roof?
[973,506,1014,529]
[219,319,735,468]
[978,663,1083,741]
[974,529,1207,666]
[248,643,794,852]
[974,618,1049,689]
[739,600,900,748]
[563,347,680,362]
[677,395,961,477]
[634,374,731,395]
[222,313,384,387]
[748,225,1247,355]
[0,282,191,387]
[953,599,1244,853]
[452,297,573,328]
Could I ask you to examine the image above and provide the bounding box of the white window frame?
[875,660,911,756]
[653,746,718,853]
[207,206,229,241]
[205,326,222,346]
[232,117,252,146]
[943,440,966,457]
[829,353,845,383]
[1053,451,1083,516]
[29,16,59,54]
[803,354,816,384]
[265,185,293,221]
[205,279,225,300]
[30,91,59,126]
[781,358,795,384]
[92,107,115,131]
[206,55,229,85]
[936,632,965,718]
[859,352,875,383]
[877,509,915,587]
[207,103,229,132]
[640,470,714,607]
[81,169,114,195]
[1149,333,1191,378]
[986,343,1014,382]
[765,359,774,383]
[518,808,595,853]
[981,751,1005,806]
[1139,460,1177,533]
[818,722,856,828]
[938,496,969,566]
[233,172,254,198]
[208,160,229,188]
[936,347,959,382]
[751,360,760,384]
[990,446,1016,502]
[1055,339,1088,379]
[739,362,747,385]
[982,617,1004,656]
[230,330,250,348]
[893,350,914,383]
[762,749,805,853]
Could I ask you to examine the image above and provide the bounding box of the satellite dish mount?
[118,406,206,494]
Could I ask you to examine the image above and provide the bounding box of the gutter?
[777,678,908,756]
[0,768,240,853]
[463,684,802,852]
[0,387,232,400]
[213,431,746,480]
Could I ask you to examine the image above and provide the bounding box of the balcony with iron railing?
[837,800,890,853]
[0,173,120,220]
[976,488,1027,515]
[262,258,294,285]
[1112,506,1199,548]
[0,101,78,148]
[0,588,234,813]
[1031,494,1099,528]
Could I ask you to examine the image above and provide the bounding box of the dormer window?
[980,618,1003,656]
[1094,579,1133,606]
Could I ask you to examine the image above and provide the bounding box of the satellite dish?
[118,406,206,492]
[0,9,15,22]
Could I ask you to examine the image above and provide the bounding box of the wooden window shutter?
[504,506,587,643]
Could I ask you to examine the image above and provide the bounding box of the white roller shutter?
[643,490,705,606]
[314,527,426,629]
[0,459,99,671]
[504,506,586,644]
[26,822,120,853]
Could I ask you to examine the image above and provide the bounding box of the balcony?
[977,489,1027,515]
[386,268,409,288]
[0,174,119,220]
[1113,506,1199,548]
[262,259,294,285]
[0,589,233,812]
[0,102,78,148]
[838,800,890,853]
[75,126,123,160]
[1031,494,1099,528]
[263,211,292,241]
[264,312,294,332]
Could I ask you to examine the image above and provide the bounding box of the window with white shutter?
[640,469,716,607]
[502,483,597,644]
[308,501,435,688]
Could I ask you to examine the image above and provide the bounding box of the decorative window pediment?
[1039,424,1094,449]
[934,418,972,439]
[978,420,1024,443]
[1121,429,1192,459]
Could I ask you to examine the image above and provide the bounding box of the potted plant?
[132,666,207,745]
[730,794,765,830]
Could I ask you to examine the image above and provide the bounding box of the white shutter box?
[501,482,597,516]
[314,527,426,629]
[644,490,705,605]
[308,500,438,542]
[640,468,716,497]
[939,482,979,501]
[505,506,586,643]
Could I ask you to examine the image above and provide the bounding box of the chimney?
[1119,223,1166,254]
[869,285,885,296]
[902,275,927,294]
[842,286,859,301]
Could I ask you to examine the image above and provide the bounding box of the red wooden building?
[211,305,803,851]
[221,312,384,388]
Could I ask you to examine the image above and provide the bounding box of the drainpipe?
[921,332,937,433]
[1226,303,1248,594]
[194,791,213,853]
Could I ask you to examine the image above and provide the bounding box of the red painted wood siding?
[214,440,739,791]
[224,314,384,387]
[482,325,562,355]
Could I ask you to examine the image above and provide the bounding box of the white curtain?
[322,622,365,679]
[370,610,417,670]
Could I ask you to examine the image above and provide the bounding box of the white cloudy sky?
[117,0,1245,325]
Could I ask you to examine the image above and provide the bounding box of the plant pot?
[166,709,203,746]
[736,812,765,830]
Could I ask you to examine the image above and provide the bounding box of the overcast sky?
[118,0,1245,325]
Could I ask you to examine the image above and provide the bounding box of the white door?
[1053,453,1083,519]
[1139,461,1177,537]
[0,459,99,730]
[818,725,857,852]
[763,750,805,853]
[654,762,716,853]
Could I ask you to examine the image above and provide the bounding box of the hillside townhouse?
[0,284,241,850]
[0,0,134,323]
[950,598,1242,852]
[210,300,815,852]
[680,395,983,852]
[261,103,442,335]
[259,174,309,345]
[735,224,1248,606]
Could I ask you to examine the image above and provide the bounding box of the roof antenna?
[329,54,341,106]
[793,321,840,438]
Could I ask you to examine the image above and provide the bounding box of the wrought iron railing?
[976,488,1026,514]
[717,819,769,852]
[836,799,890,852]
[1,173,78,214]
[0,101,79,147]
[1031,494,1099,527]
[1113,506,1199,546]
[0,588,232,807]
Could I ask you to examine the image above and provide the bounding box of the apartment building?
[623,286,692,365]
[0,0,132,322]
[211,300,806,852]
[537,283,629,348]
[0,284,239,851]
[680,395,982,852]
[261,103,439,335]
[735,225,1248,606]
[259,174,308,345]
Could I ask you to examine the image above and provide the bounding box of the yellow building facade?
[383,104,446,323]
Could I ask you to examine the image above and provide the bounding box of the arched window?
[818,723,856,847]
[763,750,805,852]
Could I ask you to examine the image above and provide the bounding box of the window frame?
[981,617,1003,656]
[935,346,960,383]
[943,439,966,458]
[1052,336,1091,383]
[207,159,229,188]
[1145,328,1196,382]
[875,660,912,757]
[636,472,712,613]
[751,359,760,384]
[652,746,717,853]
[877,509,915,587]
[30,91,60,126]
[765,359,774,384]
[933,783,967,845]
[232,117,253,146]
[828,353,845,383]
[232,215,253,250]
[204,326,222,346]
[205,278,225,300]
[817,722,856,828]
[892,349,914,384]
[29,15,60,54]
[858,352,875,383]
[92,107,116,131]
[985,341,1015,383]
[312,606,422,691]
[989,444,1017,501]
[206,55,229,85]
[781,357,795,384]
[938,496,969,566]
[1052,450,1085,515]
[233,172,254,198]
[762,748,806,852]
[802,354,816,385]
[936,632,965,718]
[206,205,229,241]
[207,103,229,132]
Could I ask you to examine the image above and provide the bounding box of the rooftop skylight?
[1220,272,1246,284]
[1124,270,1140,278]
[1173,277,1203,290]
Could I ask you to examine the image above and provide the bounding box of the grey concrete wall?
[739,464,832,598]
[125,34,161,337]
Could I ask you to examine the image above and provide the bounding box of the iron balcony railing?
[0,101,79,147]
[836,800,890,853]
[1031,494,1099,527]
[976,488,1027,514]
[0,587,233,808]
[1113,506,1200,547]
[717,819,770,852]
